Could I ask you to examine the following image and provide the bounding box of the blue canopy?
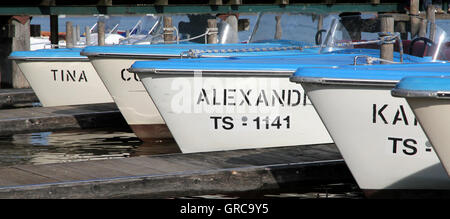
[291,62,450,84]
[129,50,430,75]
[391,76,450,98]
[9,48,85,59]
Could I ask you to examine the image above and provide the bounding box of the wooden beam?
[97,0,112,6]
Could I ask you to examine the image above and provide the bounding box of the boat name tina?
[196,88,307,107]
[51,69,88,82]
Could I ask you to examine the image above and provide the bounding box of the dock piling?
[50,15,58,47]
[410,0,420,38]
[427,5,436,41]
[207,19,218,44]
[98,21,105,46]
[380,15,394,63]
[275,15,282,40]
[163,16,174,44]
[65,21,73,48]
[85,26,90,46]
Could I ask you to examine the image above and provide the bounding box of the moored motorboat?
[126,13,444,150]
[290,62,450,197]
[9,48,113,106]
[392,76,450,177]
[82,43,316,140]
[128,48,430,153]
[9,15,162,106]
[81,12,337,140]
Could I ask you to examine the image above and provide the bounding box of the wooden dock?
[0,144,352,199]
[0,88,39,108]
[0,102,128,135]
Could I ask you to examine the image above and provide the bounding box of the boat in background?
[30,14,161,50]
[392,76,450,177]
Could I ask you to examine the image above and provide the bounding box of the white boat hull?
[89,57,170,140]
[15,60,113,107]
[138,74,333,153]
[405,98,450,177]
[301,83,450,192]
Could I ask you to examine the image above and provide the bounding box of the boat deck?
[0,144,352,198]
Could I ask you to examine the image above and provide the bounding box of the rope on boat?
[180,32,404,63]
[181,45,318,58]
[353,55,400,65]
[163,27,219,44]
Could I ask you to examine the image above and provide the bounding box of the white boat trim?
[9,56,89,61]
[290,76,398,87]
[128,68,294,76]
[392,89,450,99]
[80,51,181,59]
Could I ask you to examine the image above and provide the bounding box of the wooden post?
[163,16,174,44]
[275,15,282,40]
[50,15,58,47]
[410,0,420,38]
[85,26,90,46]
[427,5,436,41]
[72,25,77,47]
[76,24,80,43]
[11,17,31,88]
[317,14,323,31]
[410,0,420,15]
[97,21,105,46]
[65,21,73,48]
[395,21,407,39]
[207,19,217,44]
[419,19,427,37]
[380,16,394,63]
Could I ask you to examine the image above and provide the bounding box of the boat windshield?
[129,14,243,45]
[320,13,450,61]
[249,12,338,46]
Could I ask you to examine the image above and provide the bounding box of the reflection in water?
[0,128,180,167]
[0,128,362,199]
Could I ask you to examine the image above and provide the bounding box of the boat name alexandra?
[196,88,305,107]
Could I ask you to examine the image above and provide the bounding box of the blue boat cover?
[9,48,85,59]
[80,42,320,57]
[292,62,450,82]
[130,50,429,73]
[395,76,450,92]
[10,43,316,59]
